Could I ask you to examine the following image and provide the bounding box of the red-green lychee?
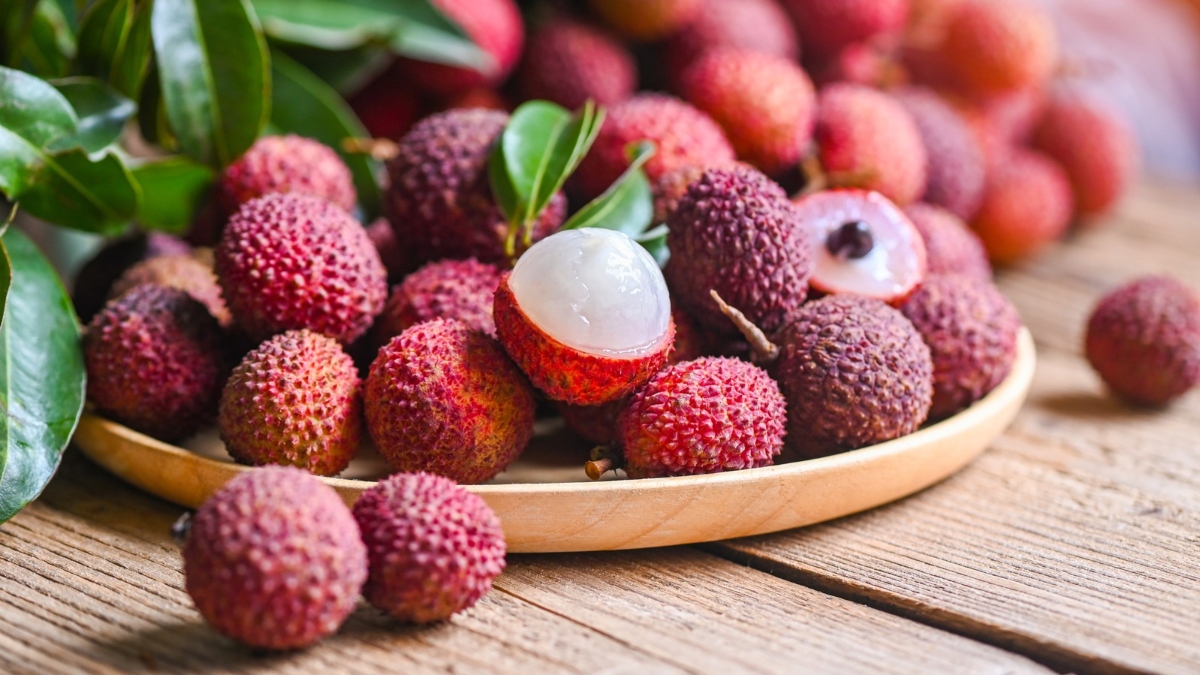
[783,0,910,60]
[352,472,505,623]
[73,233,191,323]
[494,228,675,406]
[216,194,387,344]
[218,330,362,476]
[217,135,356,215]
[1085,276,1200,406]
[365,319,536,483]
[183,467,367,649]
[588,0,701,41]
[901,274,1020,418]
[971,149,1072,263]
[903,202,991,282]
[110,253,231,327]
[894,87,986,220]
[663,0,800,81]
[619,357,787,478]
[937,0,1057,94]
[814,84,928,206]
[84,285,224,441]
[404,0,524,96]
[377,258,504,343]
[385,109,566,265]
[1032,95,1137,217]
[680,48,817,175]
[517,19,636,110]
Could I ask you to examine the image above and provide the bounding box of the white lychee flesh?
[507,228,671,356]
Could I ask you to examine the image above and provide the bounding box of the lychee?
[1085,276,1200,406]
[937,0,1057,94]
[73,233,192,323]
[365,217,414,282]
[84,285,225,442]
[494,228,674,406]
[404,0,524,96]
[894,87,986,220]
[618,357,787,478]
[183,467,367,649]
[680,47,816,176]
[517,19,636,110]
[782,0,910,60]
[557,399,624,445]
[901,274,1020,419]
[348,64,424,140]
[1032,95,1137,217]
[814,84,928,206]
[572,94,735,202]
[385,109,567,265]
[353,472,505,623]
[903,202,991,282]
[814,42,907,88]
[588,0,701,41]
[218,330,362,476]
[365,319,536,483]
[376,258,504,343]
[216,193,387,344]
[217,135,356,215]
[663,0,800,82]
[970,149,1072,263]
[110,253,231,327]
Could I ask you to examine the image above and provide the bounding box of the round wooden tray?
[73,328,1035,553]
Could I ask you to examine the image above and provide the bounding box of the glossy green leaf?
[276,42,389,94]
[130,156,213,232]
[50,77,136,153]
[0,229,86,523]
[16,148,138,234]
[151,0,270,168]
[0,66,77,148]
[77,0,153,98]
[269,50,380,218]
[488,146,518,228]
[23,0,75,78]
[636,224,669,268]
[109,0,152,97]
[562,141,655,236]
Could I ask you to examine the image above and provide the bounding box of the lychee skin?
[680,48,817,176]
[1085,276,1200,406]
[773,295,934,459]
[365,319,536,484]
[517,19,636,110]
[970,150,1073,264]
[217,135,356,215]
[216,193,388,344]
[377,259,504,344]
[219,330,362,476]
[557,399,625,445]
[901,275,1020,419]
[1032,96,1137,217]
[783,0,910,60]
[405,0,524,96]
[588,0,701,41]
[894,88,986,221]
[84,285,225,442]
[619,357,787,478]
[184,467,367,650]
[939,0,1058,94]
[73,233,192,324]
[365,217,414,282]
[815,84,929,206]
[493,276,676,406]
[904,202,991,282]
[573,94,736,203]
[353,472,506,623]
[664,0,800,82]
[385,109,566,265]
[666,166,812,336]
[110,254,232,327]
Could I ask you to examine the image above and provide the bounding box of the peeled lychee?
[376,258,504,342]
[217,135,356,215]
[664,0,799,81]
[619,357,787,478]
[183,467,367,649]
[667,166,811,335]
[517,19,636,110]
[903,202,991,282]
[405,0,524,96]
[385,109,566,265]
[791,189,926,305]
[1032,95,1137,217]
[73,233,192,323]
[216,193,387,344]
[494,228,675,406]
[218,330,362,476]
[814,84,928,206]
[353,472,505,623]
[938,0,1057,94]
[1085,276,1200,406]
[588,0,700,41]
[783,0,910,60]
[110,253,231,327]
[970,149,1073,263]
[901,274,1020,418]
[84,285,225,441]
[680,47,817,175]
[365,319,536,483]
[894,87,986,220]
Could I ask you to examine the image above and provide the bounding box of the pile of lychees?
[73,0,1170,652]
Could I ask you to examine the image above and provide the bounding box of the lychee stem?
[799,153,827,197]
[342,137,399,161]
[709,290,780,364]
[585,457,614,480]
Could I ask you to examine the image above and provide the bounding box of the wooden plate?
[73,328,1035,553]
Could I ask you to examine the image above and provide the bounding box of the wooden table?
[2,180,1199,674]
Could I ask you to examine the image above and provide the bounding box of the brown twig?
[709,290,780,364]
[585,458,614,481]
[342,137,400,161]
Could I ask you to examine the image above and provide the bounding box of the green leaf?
[0,229,86,523]
[275,42,389,94]
[636,224,669,268]
[269,50,380,218]
[50,76,136,153]
[76,0,153,98]
[0,233,10,325]
[130,156,213,232]
[15,148,138,234]
[563,141,656,236]
[109,0,152,97]
[0,65,77,148]
[23,0,76,78]
[151,0,270,168]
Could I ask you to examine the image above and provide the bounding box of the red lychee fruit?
[365,217,414,282]
[557,399,625,445]
[84,285,225,441]
[903,202,991,282]
[183,467,367,649]
[901,274,1020,418]
[348,66,424,140]
[110,253,231,328]
[814,84,928,206]
[73,233,191,323]
[894,87,986,220]
[1032,95,1137,217]
[814,42,908,88]
[783,0,910,60]
[405,0,524,96]
[365,319,536,483]
[494,228,675,406]
[1085,276,1200,406]
[572,94,736,202]
[377,258,504,342]
[938,0,1057,94]
[619,357,787,478]
[215,193,387,344]
[442,87,510,112]
[217,135,356,215]
[385,109,566,265]
[517,19,637,110]
[663,0,800,82]
[668,306,707,363]
[970,149,1073,264]
[588,0,701,41]
[680,47,817,175]
[353,472,505,623]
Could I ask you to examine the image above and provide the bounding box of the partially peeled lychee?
[494,228,675,406]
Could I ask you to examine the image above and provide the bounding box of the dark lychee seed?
[827,220,874,260]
